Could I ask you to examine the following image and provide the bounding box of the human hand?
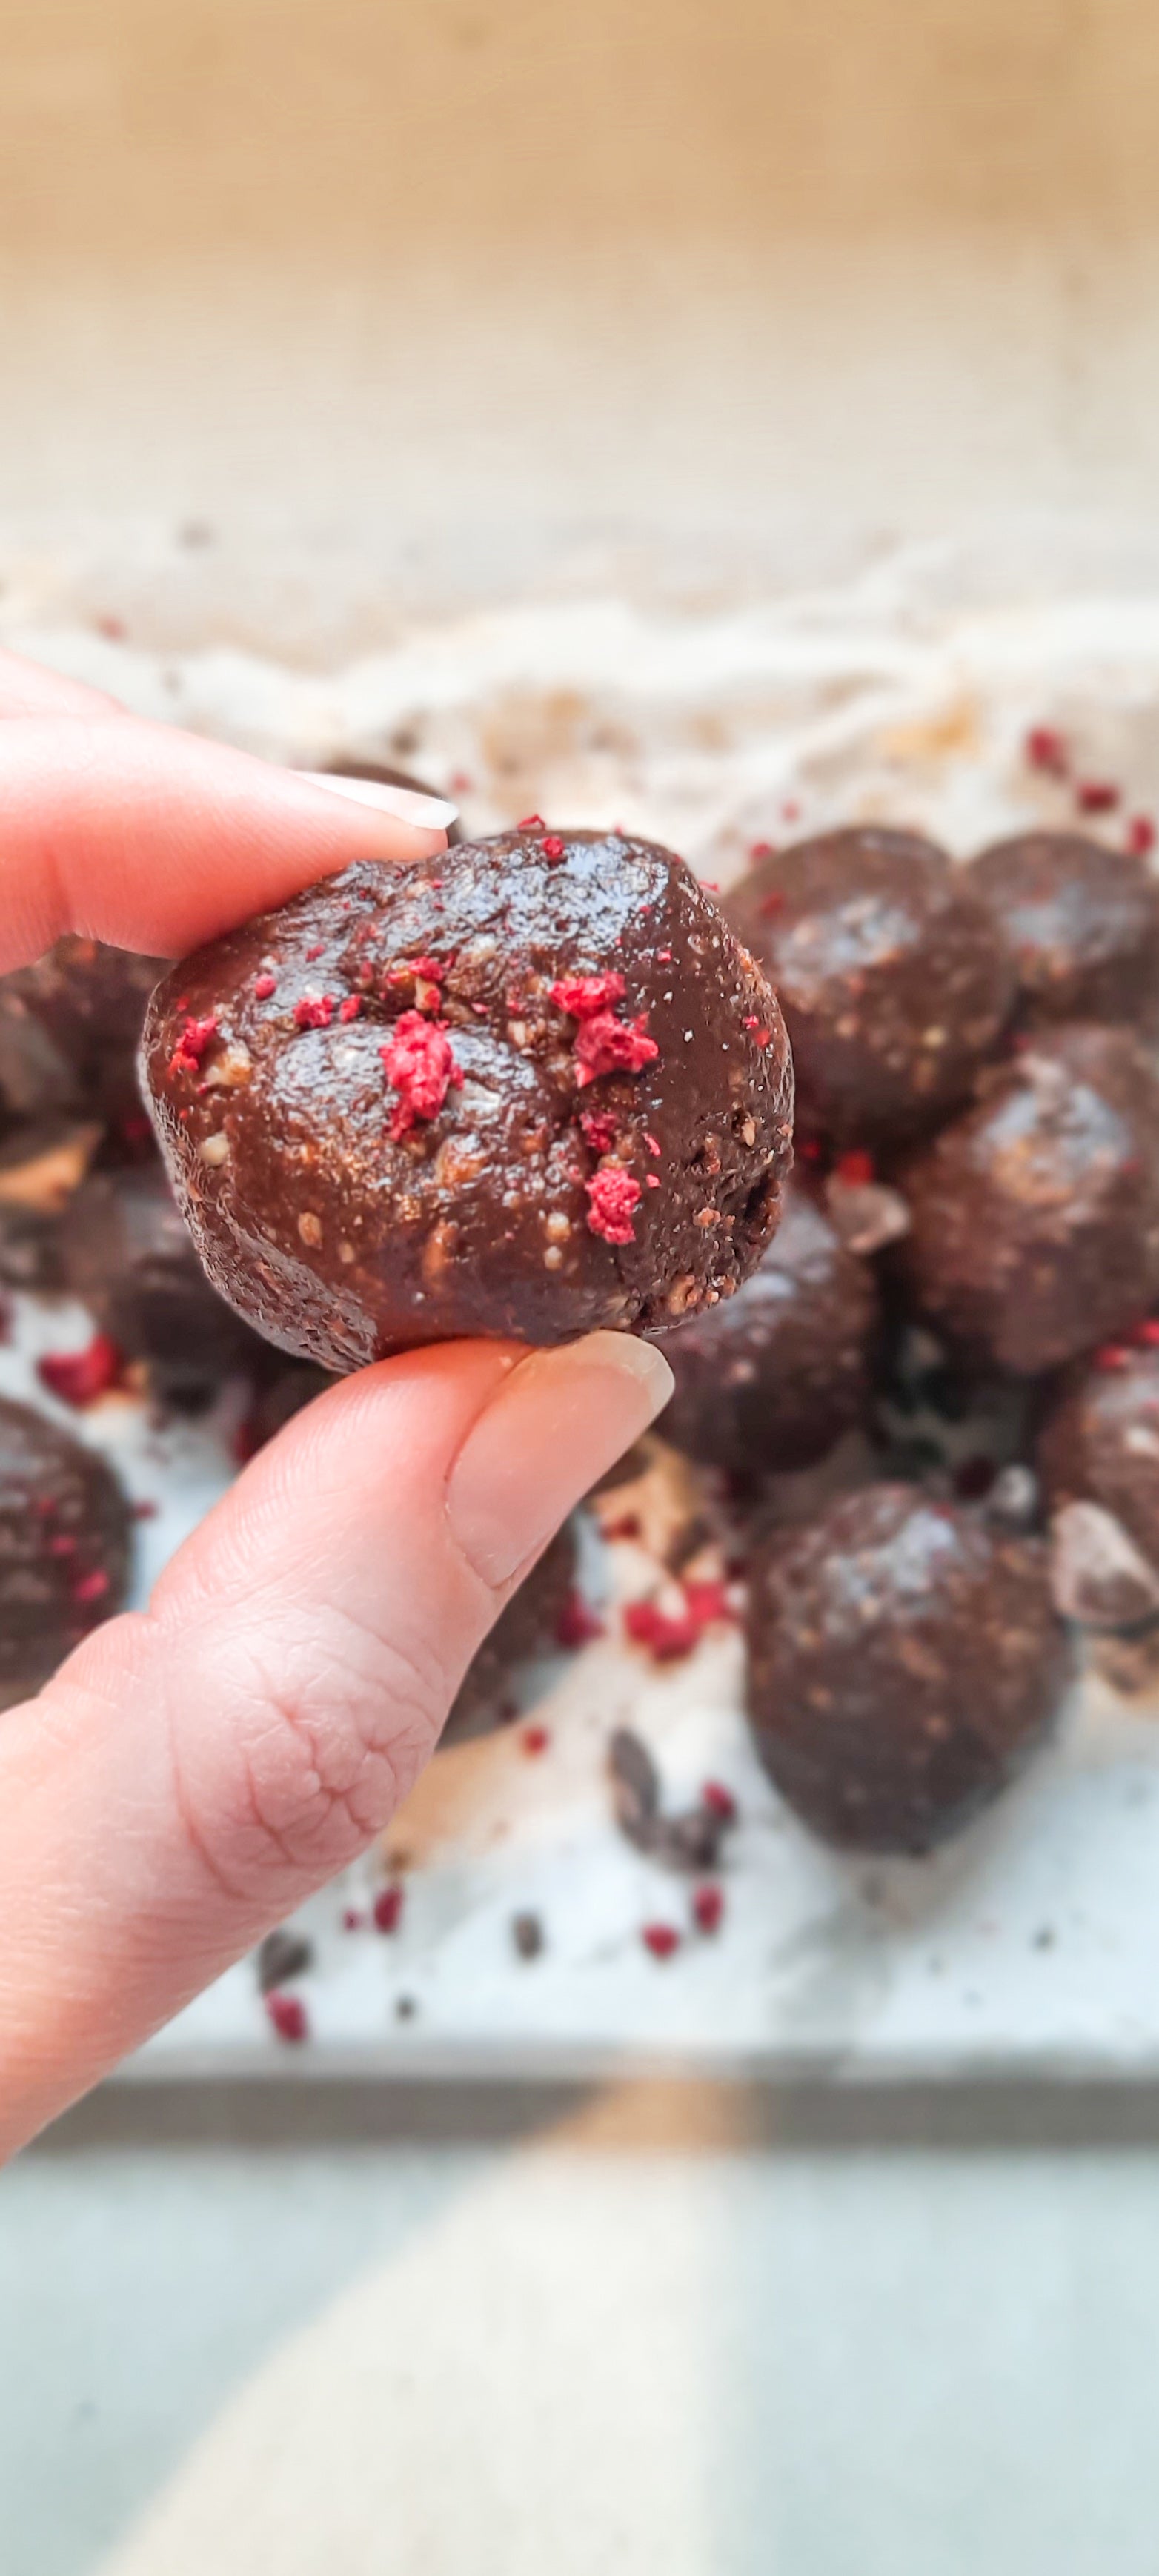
[0,654,673,2157]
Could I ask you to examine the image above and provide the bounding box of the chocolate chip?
[256,1928,314,1994]
[512,1911,545,1960]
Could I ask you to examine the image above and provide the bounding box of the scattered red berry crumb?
[1133,1318,1159,1347]
[834,1148,875,1186]
[293,994,335,1031]
[585,1167,642,1244]
[701,1780,738,1823]
[574,1010,659,1087]
[542,834,565,862]
[38,1334,122,1409]
[72,1568,110,1607]
[603,1512,642,1542]
[556,1590,605,1650]
[373,1885,405,1934]
[749,840,776,863]
[167,1012,219,1077]
[1024,725,1069,777]
[253,972,277,1000]
[517,813,545,831]
[1076,778,1120,814]
[624,1598,701,1660]
[342,1908,365,1932]
[338,995,362,1023]
[1126,814,1157,857]
[521,1724,551,1757]
[645,1133,661,1157]
[692,1885,725,1936]
[1094,1344,1133,1371]
[266,1992,309,2044]
[305,942,324,963]
[550,972,626,1018]
[580,1109,619,1155]
[381,1011,462,1139]
[641,1922,680,1961]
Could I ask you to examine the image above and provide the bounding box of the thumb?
[0,1332,671,2153]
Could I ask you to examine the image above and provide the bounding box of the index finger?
[0,712,456,969]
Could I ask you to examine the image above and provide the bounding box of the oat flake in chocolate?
[745,1483,1071,1853]
[0,1395,132,1709]
[898,1023,1159,1377]
[726,826,1012,1146]
[141,828,793,1369]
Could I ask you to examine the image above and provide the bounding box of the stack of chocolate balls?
[711,820,1159,1852]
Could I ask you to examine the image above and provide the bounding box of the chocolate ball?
[897,1025,1159,1375]
[745,1483,1071,1853]
[60,1164,262,1397]
[0,1395,132,1707]
[969,831,1159,1028]
[141,829,793,1370]
[726,827,1012,1146]
[1038,1344,1159,1570]
[0,1118,102,1290]
[0,937,165,1129]
[442,1521,578,1745]
[658,1182,876,1478]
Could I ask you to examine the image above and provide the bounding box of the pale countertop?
[9,2077,1159,2576]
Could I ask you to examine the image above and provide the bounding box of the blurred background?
[2,0,1159,648]
[8,7,1159,2574]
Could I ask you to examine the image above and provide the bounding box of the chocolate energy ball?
[0,1118,102,1290]
[141,829,793,1369]
[317,759,465,844]
[1038,1344,1159,1571]
[897,1024,1159,1376]
[442,1521,579,1745]
[657,1182,876,1478]
[726,827,1012,1146]
[60,1164,262,1398]
[0,1395,132,1707]
[745,1483,1071,1853]
[969,831,1159,1029]
[0,937,165,1129]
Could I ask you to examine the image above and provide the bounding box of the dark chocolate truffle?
[0,937,165,1129]
[726,827,1012,1146]
[60,1164,262,1397]
[1038,1343,1159,1570]
[969,831,1159,1029]
[658,1182,876,1478]
[442,1521,578,1745]
[141,829,793,1370]
[317,759,465,844]
[0,1395,132,1707]
[745,1483,1070,1853]
[0,1118,102,1289]
[897,1024,1159,1375]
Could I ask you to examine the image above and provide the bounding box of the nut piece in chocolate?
[897,1024,1159,1376]
[141,829,794,1370]
[0,937,165,1129]
[0,1395,132,1707]
[726,826,1012,1146]
[745,1482,1072,1853]
[658,1181,876,1478]
[969,831,1159,1029]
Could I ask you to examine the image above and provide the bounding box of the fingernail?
[297,770,458,832]
[447,1332,674,1587]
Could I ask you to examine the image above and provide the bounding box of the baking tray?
[9,548,1159,2085]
